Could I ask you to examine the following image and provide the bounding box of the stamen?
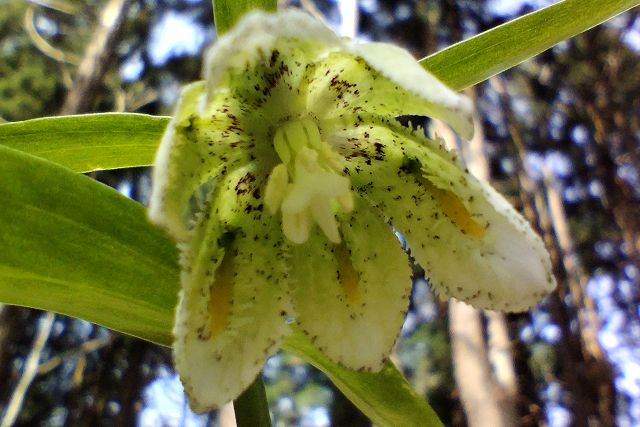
[285,121,307,153]
[302,119,322,149]
[273,132,291,164]
[310,198,341,243]
[282,210,311,243]
[265,164,289,214]
[267,118,353,244]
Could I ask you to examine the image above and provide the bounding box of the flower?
[148,9,555,411]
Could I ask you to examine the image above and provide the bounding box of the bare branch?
[0,312,55,427]
[24,7,80,64]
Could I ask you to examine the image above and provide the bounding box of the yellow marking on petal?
[208,249,234,339]
[335,243,360,304]
[433,187,485,238]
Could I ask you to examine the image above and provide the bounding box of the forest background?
[0,0,639,426]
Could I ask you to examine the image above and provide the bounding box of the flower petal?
[173,166,290,411]
[149,82,255,241]
[306,49,473,138]
[327,121,555,312]
[202,10,472,138]
[290,196,412,370]
[202,10,341,126]
[151,10,346,242]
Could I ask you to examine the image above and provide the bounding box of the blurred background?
[0,0,639,425]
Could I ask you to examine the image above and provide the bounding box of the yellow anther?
[284,121,307,153]
[264,164,289,214]
[273,130,291,165]
[302,118,323,149]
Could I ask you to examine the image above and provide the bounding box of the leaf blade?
[0,145,178,344]
[420,0,640,91]
[282,327,444,427]
[0,113,169,173]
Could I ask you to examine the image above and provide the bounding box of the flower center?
[264,118,353,244]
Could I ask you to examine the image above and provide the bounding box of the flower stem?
[212,0,278,35]
[233,373,271,427]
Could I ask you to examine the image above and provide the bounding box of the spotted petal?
[149,82,255,241]
[305,47,473,138]
[203,9,473,138]
[150,12,339,241]
[325,119,555,312]
[289,196,412,370]
[202,10,341,126]
[172,165,290,411]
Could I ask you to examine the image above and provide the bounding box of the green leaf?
[0,113,169,173]
[420,0,640,91]
[213,0,277,35]
[282,326,444,427]
[0,145,178,345]
[0,145,441,426]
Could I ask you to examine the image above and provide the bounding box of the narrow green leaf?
[0,145,440,426]
[0,113,168,173]
[420,0,640,91]
[282,326,444,427]
[0,145,178,345]
[213,0,277,35]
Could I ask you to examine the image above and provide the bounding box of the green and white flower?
[148,9,555,411]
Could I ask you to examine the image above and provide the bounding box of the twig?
[24,7,80,64]
[434,115,518,427]
[60,0,134,114]
[218,402,237,427]
[37,336,112,375]
[27,0,80,15]
[0,312,55,427]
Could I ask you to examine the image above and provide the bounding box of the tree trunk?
[492,76,616,426]
[60,0,133,114]
[434,115,519,426]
